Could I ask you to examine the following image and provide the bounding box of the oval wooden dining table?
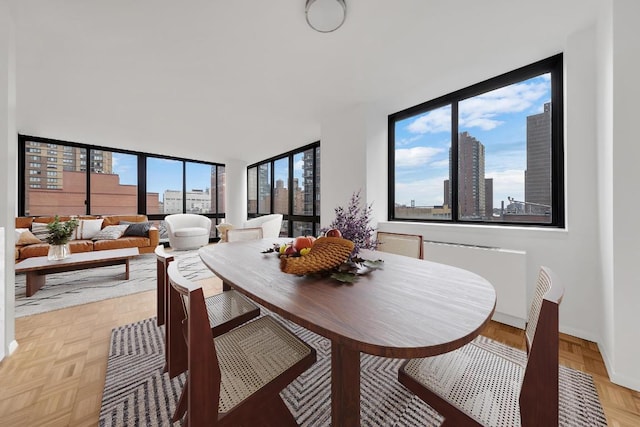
[199,238,496,427]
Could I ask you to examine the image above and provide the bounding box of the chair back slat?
[376,231,424,259]
[168,262,222,425]
[226,227,264,242]
[519,266,564,427]
[524,266,554,353]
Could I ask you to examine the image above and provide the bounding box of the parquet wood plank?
[0,277,637,426]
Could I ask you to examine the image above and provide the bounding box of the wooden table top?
[199,238,496,358]
[15,247,140,272]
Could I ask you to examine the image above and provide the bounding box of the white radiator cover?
[424,241,527,329]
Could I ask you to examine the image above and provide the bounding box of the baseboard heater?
[423,240,527,329]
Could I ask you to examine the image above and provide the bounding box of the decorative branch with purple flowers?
[322,190,377,256]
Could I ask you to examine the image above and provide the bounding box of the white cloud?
[396,134,423,146]
[395,146,444,168]
[458,81,549,131]
[395,176,448,207]
[404,80,549,134]
[406,106,451,135]
[486,169,525,206]
[294,159,304,172]
[430,159,450,169]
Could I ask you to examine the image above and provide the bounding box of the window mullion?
[451,102,459,222]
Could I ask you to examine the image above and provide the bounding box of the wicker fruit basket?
[280,237,355,275]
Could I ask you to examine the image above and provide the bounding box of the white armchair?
[242,214,283,238]
[164,214,212,250]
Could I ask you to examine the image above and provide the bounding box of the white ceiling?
[10,0,600,164]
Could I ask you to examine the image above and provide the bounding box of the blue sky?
[111,155,215,202]
[273,153,308,189]
[394,74,551,208]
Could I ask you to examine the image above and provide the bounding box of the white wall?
[319,104,368,227]
[603,0,640,391]
[319,7,640,391]
[362,27,602,342]
[0,0,17,361]
[597,0,616,386]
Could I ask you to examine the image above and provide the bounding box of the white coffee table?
[15,247,140,297]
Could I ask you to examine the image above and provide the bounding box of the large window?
[19,135,226,239]
[389,54,564,227]
[247,142,320,237]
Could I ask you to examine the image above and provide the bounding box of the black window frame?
[388,54,565,228]
[18,135,226,236]
[247,141,320,237]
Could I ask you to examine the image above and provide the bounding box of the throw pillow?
[92,224,129,241]
[216,223,234,242]
[31,222,50,242]
[73,219,104,240]
[15,228,42,245]
[123,222,150,237]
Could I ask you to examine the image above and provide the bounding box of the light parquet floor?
[1,281,639,427]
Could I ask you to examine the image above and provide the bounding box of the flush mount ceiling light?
[305,0,347,33]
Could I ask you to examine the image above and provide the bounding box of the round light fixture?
[305,0,347,33]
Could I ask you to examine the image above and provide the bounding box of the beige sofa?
[15,214,159,261]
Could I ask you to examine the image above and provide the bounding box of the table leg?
[331,342,360,427]
[125,259,130,280]
[156,259,165,326]
[26,272,46,297]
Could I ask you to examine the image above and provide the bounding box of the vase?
[48,243,70,261]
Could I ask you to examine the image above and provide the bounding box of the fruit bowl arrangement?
[263,229,383,283]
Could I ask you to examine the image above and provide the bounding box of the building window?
[18,136,226,241]
[247,142,320,237]
[388,54,564,227]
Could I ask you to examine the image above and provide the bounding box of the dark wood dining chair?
[167,262,317,426]
[398,266,564,426]
[376,231,424,259]
[160,248,261,423]
[155,244,174,327]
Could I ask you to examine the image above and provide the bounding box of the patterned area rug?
[99,316,608,426]
[14,249,212,318]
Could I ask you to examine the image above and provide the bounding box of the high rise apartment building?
[24,141,112,190]
[457,131,487,219]
[443,132,492,219]
[525,102,552,213]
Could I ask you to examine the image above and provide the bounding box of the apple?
[293,236,315,252]
[325,228,342,238]
[284,245,297,256]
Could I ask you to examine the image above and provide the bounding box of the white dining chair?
[226,227,264,242]
[242,214,283,238]
[376,231,424,259]
[398,266,564,426]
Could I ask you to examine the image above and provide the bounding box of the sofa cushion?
[18,243,50,259]
[93,236,151,251]
[73,219,104,239]
[92,225,129,240]
[122,222,151,237]
[101,215,148,227]
[33,216,73,223]
[69,240,95,254]
[15,228,42,245]
[16,217,34,229]
[31,222,50,242]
